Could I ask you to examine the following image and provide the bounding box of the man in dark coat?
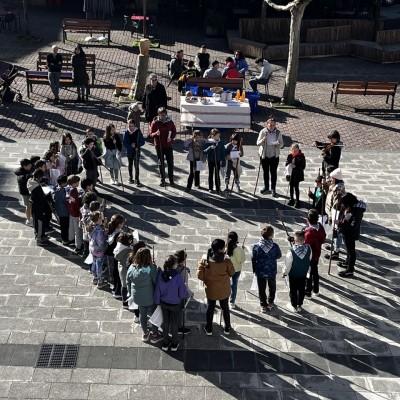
[337,193,366,278]
[142,74,168,123]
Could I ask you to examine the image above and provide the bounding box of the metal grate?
[36,344,79,368]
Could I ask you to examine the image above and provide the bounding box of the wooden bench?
[36,52,96,85]
[185,77,244,92]
[331,81,398,110]
[62,18,111,45]
[114,82,132,97]
[25,71,89,101]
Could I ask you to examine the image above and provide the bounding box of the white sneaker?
[134,316,139,323]
[296,306,302,313]
[230,303,236,309]
[312,292,319,297]
[286,302,296,313]
[25,219,33,226]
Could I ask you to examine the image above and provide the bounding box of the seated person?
[249,57,272,92]
[222,57,240,79]
[203,60,222,79]
[178,60,201,93]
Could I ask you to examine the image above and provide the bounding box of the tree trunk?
[372,0,381,42]
[261,1,267,18]
[22,0,30,36]
[281,4,306,105]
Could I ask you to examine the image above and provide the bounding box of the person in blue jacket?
[203,129,226,194]
[154,255,189,352]
[252,226,282,312]
[123,119,145,186]
[234,50,249,77]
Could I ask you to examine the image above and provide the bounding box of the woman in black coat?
[285,143,306,208]
[142,74,167,123]
[71,45,88,102]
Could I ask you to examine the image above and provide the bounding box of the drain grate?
[36,344,79,368]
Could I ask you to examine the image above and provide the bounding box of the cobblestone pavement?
[0,8,400,400]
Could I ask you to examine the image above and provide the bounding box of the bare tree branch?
[264,0,311,12]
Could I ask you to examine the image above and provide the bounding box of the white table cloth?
[180,97,251,129]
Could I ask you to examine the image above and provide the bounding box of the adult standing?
[149,108,177,187]
[249,57,272,92]
[46,45,63,104]
[71,44,88,103]
[337,193,366,278]
[195,45,210,76]
[257,116,284,197]
[169,49,185,80]
[103,124,122,185]
[142,74,167,123]
[313,130,343,175]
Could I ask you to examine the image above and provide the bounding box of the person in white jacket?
[249,58,272,92]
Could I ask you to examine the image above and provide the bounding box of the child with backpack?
[282,231,312,313]
[154,255,189,351]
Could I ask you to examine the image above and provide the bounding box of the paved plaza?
[0,8,400,400]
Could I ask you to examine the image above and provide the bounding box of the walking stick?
[307,186,311,210]
[182,248,187,342]
[98,165,103,184]
[119,166,125,192]
[230,159,238,193]
[276,208,290,238]
[253,138,267,196]
[213,145,221,194]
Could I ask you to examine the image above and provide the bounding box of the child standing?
[307,176,326,216]
[15,158,33,226]
[197,239,235,335]
[304,209,326,298]
[103,124,122,185]
[80,192,98,255]
[285,143,306,208]
[225,133,243,192]
[54,175,70,245]
[203,129,226,194]
[183,130,206,193]
[126,247,161,343]
[282,231,312,313]
[252,226,282,312]
[27,169,51,246]
[227,232,246,309]
[88,211,108,288]
[114,232,135,309]
[154,255,189,351]
[61,133,78,175]
[105,214,125,299]
[123,119,145,186]
[66,175,84,255]
[80,138,100,189]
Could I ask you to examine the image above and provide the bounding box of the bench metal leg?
[391,95,394,110]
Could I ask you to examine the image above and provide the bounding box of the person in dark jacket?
[80,138,101,188]
[15,158,33,226]
[252,226,282,312]
[71,45,88,102]
[27,169,51,246]
[169,49,185,80]
[142,74,168,123]
[183,130,206,192]
[337,193,366,278]
[313,130,343,175]
[177,60,200,93]
[154,255,189,352]
[103,124,122,185]
[194,45,210,76]
[54,175,69,245]
[123,119,145,186]
[46,45,63,104]
[149,108,177,186]
[285,143,306,208]
[203,129,226,194]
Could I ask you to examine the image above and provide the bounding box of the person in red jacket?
[304,209,326,297]
[150,107,177,187]
[222,57,240,79]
